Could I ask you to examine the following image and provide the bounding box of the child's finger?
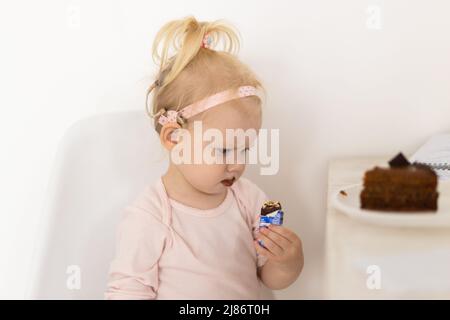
[256,231,284,256]
[267,225,297,243]
[259,227,291,250]
[254,240,275,259]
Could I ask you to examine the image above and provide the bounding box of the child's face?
[173,99,262,195]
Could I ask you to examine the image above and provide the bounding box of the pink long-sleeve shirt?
[105,176,272,300]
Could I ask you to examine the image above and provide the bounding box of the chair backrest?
[27,110,274,299]
[27,111,166,299]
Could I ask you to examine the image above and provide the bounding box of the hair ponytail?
[151,16,241,88]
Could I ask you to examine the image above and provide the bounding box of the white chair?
[27,110,166,299]
[27,110,274,299]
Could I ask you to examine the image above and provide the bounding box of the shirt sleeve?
[104,206,167,300]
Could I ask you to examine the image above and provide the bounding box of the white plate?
[331,181,450,228]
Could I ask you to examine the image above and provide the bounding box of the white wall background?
[1,0,449,299]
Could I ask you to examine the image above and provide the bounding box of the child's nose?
[227,162,245,173]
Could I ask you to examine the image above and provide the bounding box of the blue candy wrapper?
[259,210,284,227]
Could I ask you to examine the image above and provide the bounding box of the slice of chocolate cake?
[360,152,439,212]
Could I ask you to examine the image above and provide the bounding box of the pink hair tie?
[157,110,178,126]
[157,85,262,126]
[201,33,213,49]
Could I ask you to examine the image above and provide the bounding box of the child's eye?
[216,148,230,154]
[216,148,248,155]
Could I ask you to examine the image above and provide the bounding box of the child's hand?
[254,225,304,279]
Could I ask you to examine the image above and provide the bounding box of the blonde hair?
[147,16,265,133]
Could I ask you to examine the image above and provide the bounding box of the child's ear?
[159,123,181,150]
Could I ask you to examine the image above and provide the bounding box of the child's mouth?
[221,177,235,187]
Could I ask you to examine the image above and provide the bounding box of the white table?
[325,157,450,299]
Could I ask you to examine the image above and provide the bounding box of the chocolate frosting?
[387,152,436,176]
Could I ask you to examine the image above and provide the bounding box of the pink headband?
[156,85,262,126]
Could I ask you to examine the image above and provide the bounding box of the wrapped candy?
[258,200,284,248]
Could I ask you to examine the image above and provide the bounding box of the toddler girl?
[105,16,303,300]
